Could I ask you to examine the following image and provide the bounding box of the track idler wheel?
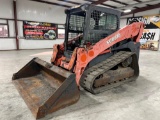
[121,56,132,67]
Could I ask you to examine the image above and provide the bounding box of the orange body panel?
[60,48,78,70]
[51,22,144,85]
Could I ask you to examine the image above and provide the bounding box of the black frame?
[84,5,121,41]
[64,4,121,51]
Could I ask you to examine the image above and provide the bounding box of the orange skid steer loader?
[12,4,144,119]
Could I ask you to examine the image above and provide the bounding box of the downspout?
[13,0,19,50]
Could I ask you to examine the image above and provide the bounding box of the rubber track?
[80,51,136,94]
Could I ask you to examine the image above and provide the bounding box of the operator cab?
[64,4,121,58]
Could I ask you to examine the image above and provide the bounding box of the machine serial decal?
[106,33,121,44]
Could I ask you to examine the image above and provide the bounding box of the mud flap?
[12,58,80,119]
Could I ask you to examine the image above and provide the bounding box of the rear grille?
[87,10,118,44]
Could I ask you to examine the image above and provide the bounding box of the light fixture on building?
[123,9,131,13]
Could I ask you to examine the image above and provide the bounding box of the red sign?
[23,21,58,40]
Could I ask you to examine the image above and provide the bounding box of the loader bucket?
[12,58,80,119]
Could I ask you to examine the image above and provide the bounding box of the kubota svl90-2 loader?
[12,4,144,119]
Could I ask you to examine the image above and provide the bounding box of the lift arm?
[75,22,144,85]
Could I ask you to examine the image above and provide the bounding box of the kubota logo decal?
[106,33,120,44]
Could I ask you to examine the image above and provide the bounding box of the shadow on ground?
[39,75,160,120]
